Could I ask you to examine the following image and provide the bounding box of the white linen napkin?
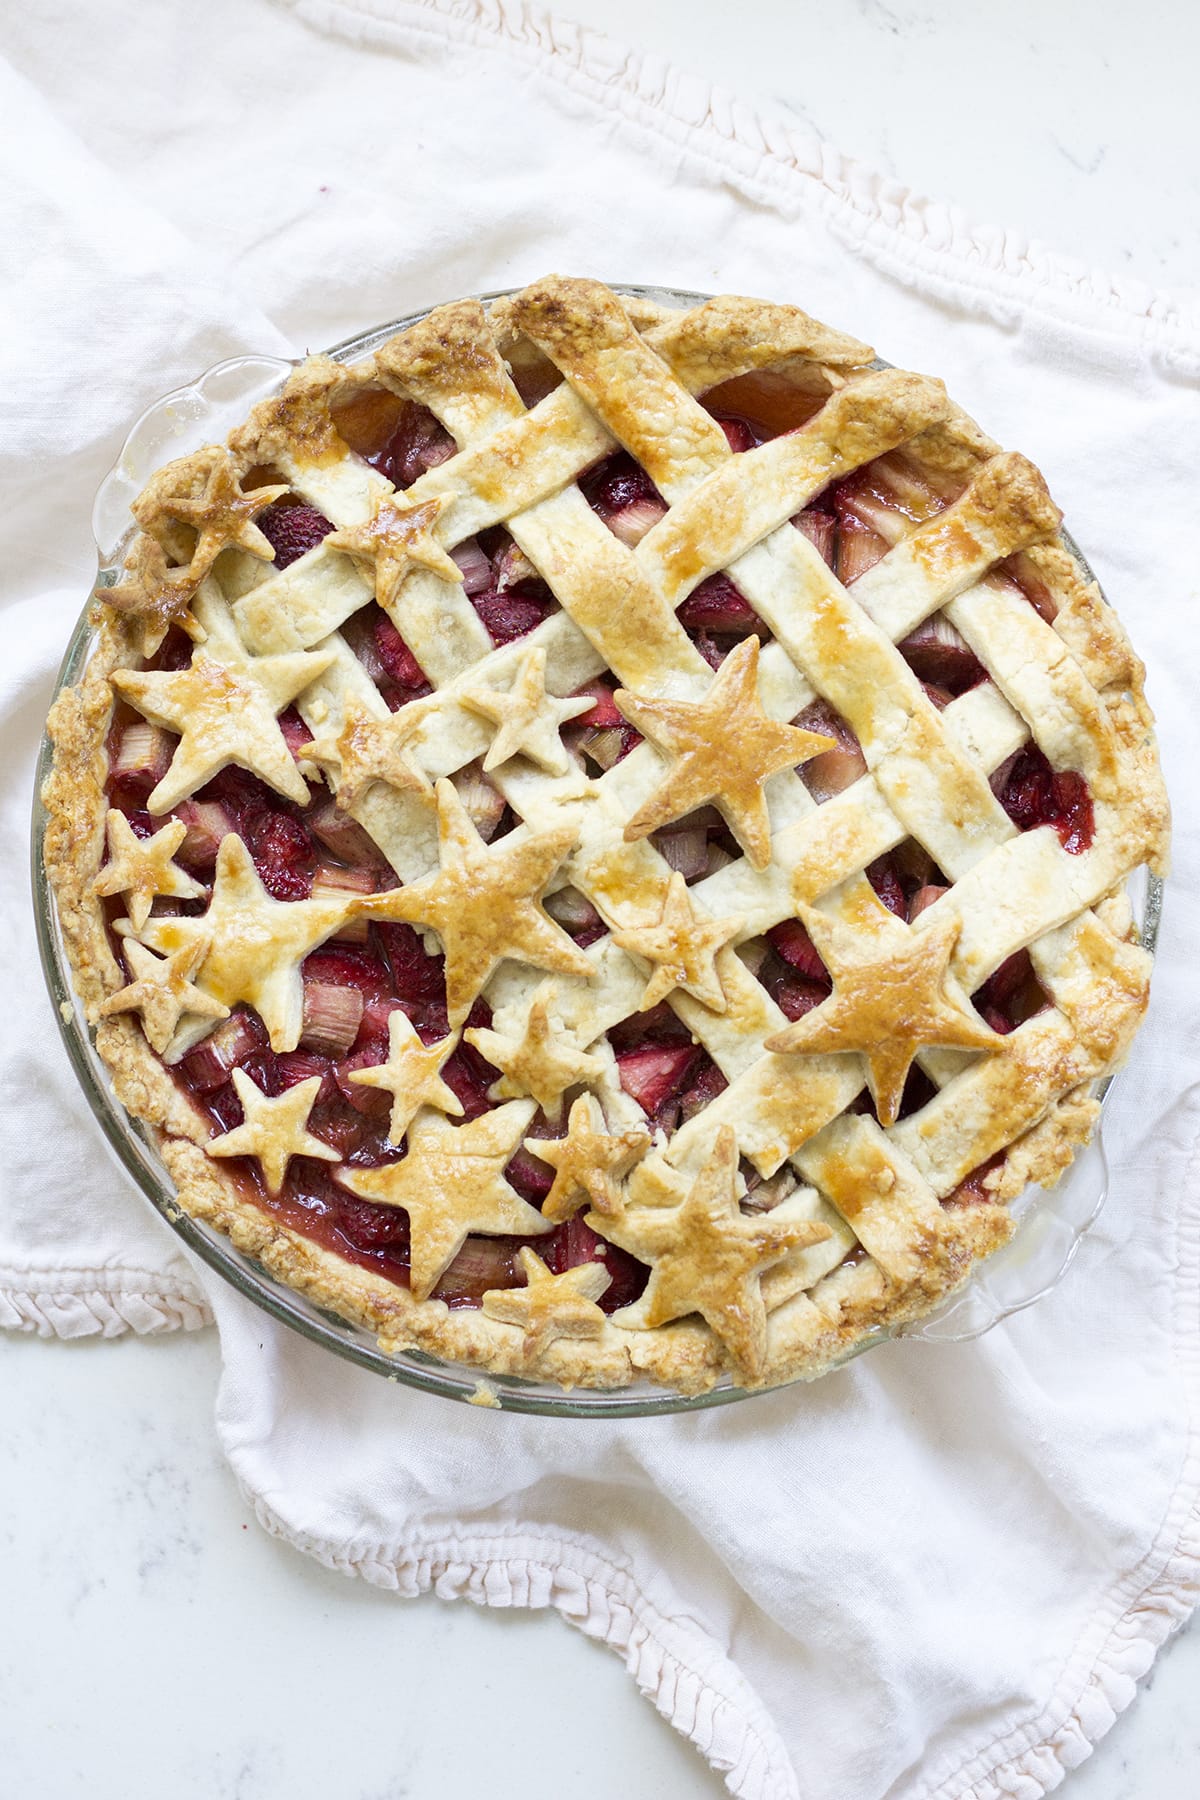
[3,3,1198,1795]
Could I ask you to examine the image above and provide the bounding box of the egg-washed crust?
[43,278,1167,1397]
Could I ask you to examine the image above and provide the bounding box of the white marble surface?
[6,2,1199,1796]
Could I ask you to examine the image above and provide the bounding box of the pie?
[42,276,1169,1395]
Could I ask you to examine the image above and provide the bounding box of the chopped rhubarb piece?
[450,537,492,595]
[979,1003,1013,1036]
[275,1048,336,1103]
[694,632,726,671]
[545,886,605,940]
[303,942,392,1003]
[505,1145,555,1202]
[278,707,314,764]
[306,800,382,866]
[300,983,364,1057]
[472,587,553,644]
[992,553,1058,624]
[607,496,668,547]
[570,681,622,729]
[435,1236,523,1307]
[677,574,760,633]
[363,402,456,488]
[867,857,907,919]
[256,500,333,570]
[587,452,662,514]
[715,415,757,453]
[334,1045,393,1116]
[908,883,949,922]
[898,615,986,693]
[110,721,173,803]
[570,723,625,772]
[792,507,836,567]
[835,512,889,585]
[771,975,831,1022]
[997,746,1094,853]
[373,613,425,687]
[176,799,235,872]
[311,862,375,943]
[679,1056,729,1123]
[246,810,315,901]
[616,1044,698,1116]
[378,922,446,1004]
[180,1011,266,1092]
[793,701,867,801]
[451,762,505,841]
[921,681,954,711]
[767,919,828,982]
[491,538,539,592]
[655,827,708,882]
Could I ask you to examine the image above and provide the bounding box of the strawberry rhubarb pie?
[43,277,1168,1393]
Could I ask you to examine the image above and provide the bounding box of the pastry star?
[145,449,288,578]
[465,986,604,1123]
[102,535,200,654]
[337,1101,551,1301]
[110,589,335,813]
[98,937,229,1055]
[764,908,1001,1126]
[364,780,594,1027]
[527,1093,650,1222]
[326,490,462,607]
[611,872,743,1014]
[460,647,592,775]
[347,1011,463,1143]
[306,700,434,811]
[615,636,835,869]
[481,1247,610,1355]
[134,833,359,1054]
[592,1125,831,1381]
[92,810,204,932]
[206,1070,339,1195]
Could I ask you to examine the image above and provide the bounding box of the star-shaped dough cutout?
[337,1101,550,1300]
[101,535,201,654]
[363,780,594,1027]
[615,637,835,869]
[134,833,359,1054]
[592,1125,831,1381]
[347,1011,463,1143]
[481,1247,610,1355]
[92,810,205,932]
[306,700,433,811]
[140,448,287,579]
[326,490,462,607]
[527,1093,650,1222]
[465,986,604,1123]
[98,937,229,1055]
[110,589,335,813]
[206,1070,339,1195]
[610,872,743,1014]
[460,647,593,775]
[764,908,1001,1126]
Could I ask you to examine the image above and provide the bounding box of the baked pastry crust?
[43,277,1169,1395]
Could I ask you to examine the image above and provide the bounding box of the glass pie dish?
[32,288,1165,1416]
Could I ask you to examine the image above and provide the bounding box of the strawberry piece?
[373,613,425,687]
[246,810,315,901]
[767,919,828,982]
[715,415,757,453]
[616,1044,698,1115]
[587,452,662,514]
[505,1146,555,1201]
[334,1193,412,1250]
[377,922,446,1005]
[303,943,391,1003]
[278,707,315,764]
[867,857,907,919]
[677,574,760,633]
[610,1001,693,1049]
[333,1045,393,1116]
[257,500,333,570]
[363,402,455,488]
[472,588,554,644]
[441,1030,499,1120]
[793,700,866,801]
[147,627,194,673]
[908,883,949,922]
[543,1217,648,1313]
[570,682,622,728]
[275,1049,336,1104]
[694,633,726,671]
[771,975,831,1022]
[946,1152,1006,1208]
[997,746,1094,854]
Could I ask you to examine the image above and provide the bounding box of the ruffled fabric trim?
[284,0,1200,358]
[0,1270,211,1337]
[242,1495,799,1800]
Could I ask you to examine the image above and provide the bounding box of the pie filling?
[96,376,1094,1309]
